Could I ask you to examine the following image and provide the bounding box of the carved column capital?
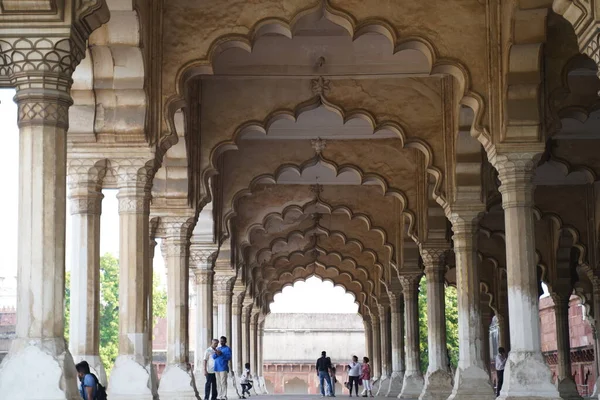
[112,159,155,209]
[419,245,449,277]
[399,273,422,299]
[189,244,219,270]
[491,152,541,209]
[193,269,213,285]
[67,159,108,215]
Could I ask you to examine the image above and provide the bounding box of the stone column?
[0,42,94,399]
[232,287,245,376]
[446,209,494,400]
[364,316,373,362]
[213,271,235,340]
[371,312,382,383]
[250,311,261,394]
[399,273,424,399]
[67,161,107,386]
[157,216,196,400]
[241,301,253,369]
[189,243,217,387]
[591,282,600,397]
[387,293,405,397]
[552,293,582,400]
[419,248,453,400]
[480,302,492,375]
[109,162,157,400]
[494,152,561,400]
[377,304,392,396]
[258,318,268,394]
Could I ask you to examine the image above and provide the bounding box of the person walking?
[495,347,507,396]
[329,365,338,397]
[213,336,232,400]
[316,351,335,397]
[75,361,97,400]
[240,362,253,398]
[347,355,361,397]
[360,357,372,398]
[204,339,219,400]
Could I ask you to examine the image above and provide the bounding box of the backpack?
[91,374,107,400]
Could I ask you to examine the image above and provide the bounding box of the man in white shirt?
[204,339,219,400]
[495,347,507,396]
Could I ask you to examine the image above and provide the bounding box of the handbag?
[358,378,363,386]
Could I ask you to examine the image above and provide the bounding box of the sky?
[0,88,357,313]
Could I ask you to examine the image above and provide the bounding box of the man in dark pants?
[316,351,335,397]
[204,339,219,400]
[495,347,507,396]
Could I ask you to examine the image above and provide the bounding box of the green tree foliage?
[64,253,168,378]
[418,276,459,373]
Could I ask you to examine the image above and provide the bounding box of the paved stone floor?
[250,396,384,399]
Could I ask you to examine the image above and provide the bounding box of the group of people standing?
[316,352,373,398]
[203,336,253,400]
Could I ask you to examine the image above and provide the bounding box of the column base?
[418,369,453,400]
[258,376,269,394]
[252,377,263,395]
[555,377,582,400]
[72,354,108,387]
[227,374,241,399]
[398,372,424,399]
[386,371,404,397]
[377,375,390,396]
[591,376,600,398]
[497,351,561,400]
[158,363,198,400]
[0,338,80,400]
[108,355,157,400]
[447,365,495,400]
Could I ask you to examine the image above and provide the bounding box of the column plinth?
[386,292,405,397]
[494,152,560,400]
[419,248,453,400]
[398,273,425,399]
[446,210,495,400]
[157,216,197,400]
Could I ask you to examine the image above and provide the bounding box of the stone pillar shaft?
[399,273,424,399]
[446,209,494,400]
[214,273,235,340]
[67,171,106,385]
[495,153,560,400]
[419,247,453,400]
[390,295,406,374]
[0,71,83,400]
[232,291,244,374]
[242,304,252,367]
[371,314,382,379]
[379,305,392,377]
[387,293,405,397]
[116,181,151,358]
[162,219,193,365]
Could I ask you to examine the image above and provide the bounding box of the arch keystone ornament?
[0,2,109,399]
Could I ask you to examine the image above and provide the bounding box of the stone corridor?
[3,1,600,400]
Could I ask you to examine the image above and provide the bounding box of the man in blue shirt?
[213,336,232,400]
[75,361,97,400]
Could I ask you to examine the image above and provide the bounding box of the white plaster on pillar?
[157,216,198,400]
[398,273,425,399]
[446,209,495,400]
[67,163,108,386]
[0,71,82,400]
[387,292,405,397]
[377,304,392,396]
[108,164,157,400]
[551,293,582,400]
[494,152,561,400]
[419,248,453,400]
[371,312,382,389]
